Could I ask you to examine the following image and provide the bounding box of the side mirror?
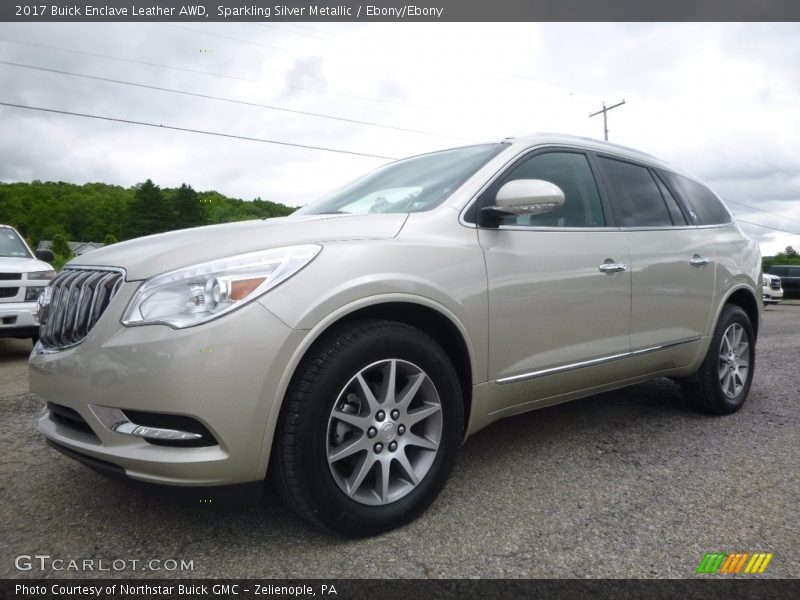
[35,249,55,263]
[478,179,566,227]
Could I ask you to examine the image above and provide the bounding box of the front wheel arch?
[272,318,465,536]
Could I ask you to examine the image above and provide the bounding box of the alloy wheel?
[718,322,750,399]
[326,359,443,506]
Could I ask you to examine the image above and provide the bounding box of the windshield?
[298,143,506,215]
[0,228,32,258]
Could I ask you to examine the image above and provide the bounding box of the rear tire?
[680,304,755,415]
[274,319,464,537]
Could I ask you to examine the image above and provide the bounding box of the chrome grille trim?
[39,266,125,350]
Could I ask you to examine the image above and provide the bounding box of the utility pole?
[589,99,626,141]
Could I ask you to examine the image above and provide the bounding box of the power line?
[737,219,800,236]
[726,198,800,227]
[161,24,295,53]
[0,60,471,141]
[159,25,425,108]
[0,38,421,108]
[0,101,397,160]
[0,38,258,82]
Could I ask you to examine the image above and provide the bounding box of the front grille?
[0,287,18,298]
[40,267,124,349]
[770,280,781,290]
[0,273,22,280]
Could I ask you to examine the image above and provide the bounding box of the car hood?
[0,256,53,273]
[68,213,408,281]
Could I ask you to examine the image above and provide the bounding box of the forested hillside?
[0,179,296,247]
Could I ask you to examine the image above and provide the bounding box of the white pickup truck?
[0,224,55,343]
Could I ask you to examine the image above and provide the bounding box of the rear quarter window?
[660,171,732,225]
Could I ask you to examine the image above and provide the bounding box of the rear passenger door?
[595,156,718,352]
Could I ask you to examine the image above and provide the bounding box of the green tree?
[126,179,170,239]
[50,233,73,270]
[172,183,205,229]
[103,233,118,245]
[0,180,294,243]
[785,246,798,258]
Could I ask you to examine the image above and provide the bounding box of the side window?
[791,267,800,277]
[653,173,687,225]
[491,152,606,227]
[769,266,788,277]
[660,171,732,225]
[598,157,673,227]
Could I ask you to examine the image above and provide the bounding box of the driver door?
[477,150,632,412]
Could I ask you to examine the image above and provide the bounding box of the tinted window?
[769,266,789,277]
[598,157,673,227]
[488,152,605,227]
[653,174,687,225]
[660,171,731,225]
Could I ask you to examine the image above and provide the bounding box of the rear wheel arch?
[681,302,756,415]
[721,286,760,338]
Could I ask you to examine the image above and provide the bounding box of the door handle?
[689,255,711,267]
[599,261,627,274]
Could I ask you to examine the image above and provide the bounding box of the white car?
[0,225,56,343]
[762,273,783,305]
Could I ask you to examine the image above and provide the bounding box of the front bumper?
[762,288,784,303]
[0,300,39,337]
[30,287,304,487]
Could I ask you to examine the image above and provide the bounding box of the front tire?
[274,319,464,537]
[680,304,755,415]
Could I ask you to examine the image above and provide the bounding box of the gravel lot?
[2,302,798,579]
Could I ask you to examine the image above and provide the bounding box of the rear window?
[660,171,731,225]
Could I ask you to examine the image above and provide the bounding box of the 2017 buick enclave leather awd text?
[30,134,761,536]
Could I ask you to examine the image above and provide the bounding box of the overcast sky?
[0,22,798,254]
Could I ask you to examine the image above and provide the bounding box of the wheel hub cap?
[379,422,396,443]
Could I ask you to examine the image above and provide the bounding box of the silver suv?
[30,134,761,536]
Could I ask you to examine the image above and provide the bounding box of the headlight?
[25,286,45,302]
[122,245,321,328]
[37,286,53,324]
[27,270,57,280]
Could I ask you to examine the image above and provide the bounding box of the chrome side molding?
[496,337,702,385]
